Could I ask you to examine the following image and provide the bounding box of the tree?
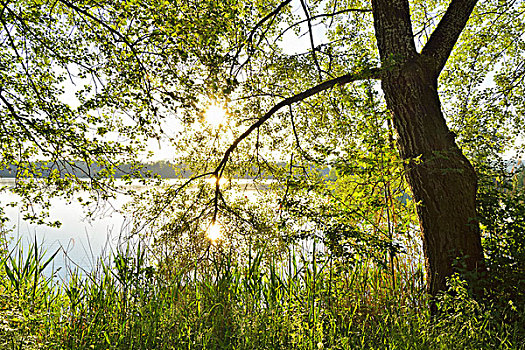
[0,0,158,224]
[2,0,524,300]
[371,0,484,297]
[191,0,523,297]
[154,0,523,298]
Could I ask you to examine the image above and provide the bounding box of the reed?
[0,238,523,349]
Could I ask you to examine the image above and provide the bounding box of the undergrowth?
[0,237,523,350]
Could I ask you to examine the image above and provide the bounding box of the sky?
[55,1,522,163]
[56,0,321,162]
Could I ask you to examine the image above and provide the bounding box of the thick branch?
[371,0,417,61]
[421,0,478,76]
[214,67,381,177]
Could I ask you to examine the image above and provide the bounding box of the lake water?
[1,179,133,277]
[0,178,267,277]
[2,177,421,281]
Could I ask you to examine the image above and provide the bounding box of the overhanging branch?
[213,67,382,179]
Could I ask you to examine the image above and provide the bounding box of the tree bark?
[382,60,484,297]
[371,0,484,298]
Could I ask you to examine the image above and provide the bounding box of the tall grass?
[0,237,523,349]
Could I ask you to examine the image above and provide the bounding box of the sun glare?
[204,104,227,128]
[205,175,229,187]
[207,222,222,242]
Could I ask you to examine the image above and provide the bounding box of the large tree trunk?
[371,0,484,298]
[381,61,484,296]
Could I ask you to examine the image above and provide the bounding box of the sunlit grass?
[0,238,523,349]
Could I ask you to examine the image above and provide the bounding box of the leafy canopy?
[1,1,524,262]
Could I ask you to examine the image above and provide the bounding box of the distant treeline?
[0,160,319,180]
[0,161,190,179]
[1,160,522,184]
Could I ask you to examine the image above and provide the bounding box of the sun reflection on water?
[205,176,229,187]
[207,222,222,242]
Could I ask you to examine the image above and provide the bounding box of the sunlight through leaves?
[205,176,229,187]
[204,103,227,128]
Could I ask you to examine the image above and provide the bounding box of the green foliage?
[2,0,525,348]
[478,161,525,315]
[1,239,524,349]
[431,275,523,349]
[0,0,159,225]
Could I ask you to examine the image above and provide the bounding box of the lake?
[0,178,267,277]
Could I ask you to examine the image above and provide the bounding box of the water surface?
[0,178,266,277]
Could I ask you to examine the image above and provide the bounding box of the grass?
[0,237,523,349]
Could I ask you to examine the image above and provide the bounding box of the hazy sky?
[56,1,522,162]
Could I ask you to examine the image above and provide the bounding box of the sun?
[207,222,222,242]
[204,104,227,128]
